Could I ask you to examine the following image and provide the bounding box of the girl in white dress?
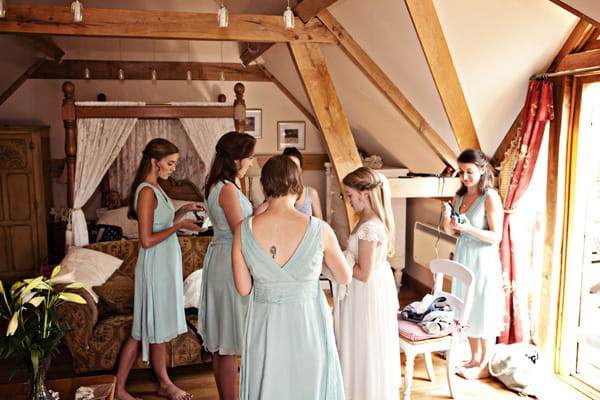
[334,167,401,400]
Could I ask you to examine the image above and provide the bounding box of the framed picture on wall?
[245,109,262,138]
[277,121,305,150]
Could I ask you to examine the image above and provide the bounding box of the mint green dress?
[239,217,345,400]
[131,183,186,362]
[198,180,252,355]
[452,189,504,338]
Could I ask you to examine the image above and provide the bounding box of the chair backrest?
[429,259,475,325]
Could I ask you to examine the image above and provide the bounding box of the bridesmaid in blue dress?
[442,148,504,380]
[197,131,256,400]
[116,138,204,400]
[232,155,351,400]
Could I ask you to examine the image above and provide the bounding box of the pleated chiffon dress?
[239,217,345,400]
[131,183,187,362]
[452,189,504,338]
[198,180,253,355]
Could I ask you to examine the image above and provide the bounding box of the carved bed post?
[62,81,77,208]
[233,82,246,133]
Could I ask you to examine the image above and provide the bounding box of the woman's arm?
[309,187,323,219]
[219,182,246,232]
[322,223,352,285]
[441,196,458,235]
[232,223,252,296]
[352,238,379,282]
[137,187,200,249]
[451,191,503,244]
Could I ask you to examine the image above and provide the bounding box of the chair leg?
[424,352,436,382]
[446,341,457,398]
[403,350,416,400]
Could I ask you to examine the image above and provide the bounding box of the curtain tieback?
[503,209,516,214]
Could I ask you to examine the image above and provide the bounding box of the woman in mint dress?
[442,148,504,380]
[232,155,351,400]
[116,138,203,400]
[197,131,256,400]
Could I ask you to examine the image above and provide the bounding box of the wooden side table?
[0,374,116,400]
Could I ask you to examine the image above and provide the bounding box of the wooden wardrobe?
[0,126,50,279]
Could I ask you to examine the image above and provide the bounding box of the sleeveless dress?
[333,219,400,400]
[131,183,187,362]
[295,187,312,216]
[452,189,504,338]
[198,180,253,355]
[239,217,344,400]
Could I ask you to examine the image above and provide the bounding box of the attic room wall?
[0,36,327,220]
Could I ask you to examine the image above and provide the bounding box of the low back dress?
[197,180,253,355]
[131,183,187,362]
[239,217,345,400]
[452,189,504,338]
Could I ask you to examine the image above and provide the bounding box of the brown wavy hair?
[260,155,304,199]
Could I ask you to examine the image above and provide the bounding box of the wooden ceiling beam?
[17,34,65,61]
[555,49,600,72]
[29,59,270,81]
[0,4,335,44]
[0,58,46,106]
[548,20,595,72]
[294,0,338,23]
[289,41,361,226]
[405,0,480,151]
[318,10,457,170]
[547,0,600,30]
[256,64,319,129]
[240,42,275,65]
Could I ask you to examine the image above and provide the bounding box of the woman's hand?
[441,202,452,220]
[181,202,205,212]
[449,214,471,231]
[178,218,207,232]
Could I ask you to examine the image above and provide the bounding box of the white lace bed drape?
[69,117,138,246]
[179,117,235,174]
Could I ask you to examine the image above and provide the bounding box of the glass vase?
[29,358,53,400]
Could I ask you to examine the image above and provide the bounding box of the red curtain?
[499,80,554,344]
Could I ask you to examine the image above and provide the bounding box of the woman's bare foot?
[115,387,144,400]
[458,360,480,370]
[157,383,192,400]
[457,365,490,380]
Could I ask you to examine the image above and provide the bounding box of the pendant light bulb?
[217,4,228,28]
[151,69,157,82]
[186,70,192,81]
[118,68,125,80]
[220,70,225,82]
[84,67,91,79]
[0,0,7,18]
[283,6,294,30]
[71,0,83,23]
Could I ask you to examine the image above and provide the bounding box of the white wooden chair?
[398,259,475,400]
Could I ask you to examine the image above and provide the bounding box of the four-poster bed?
[60,80,247,246]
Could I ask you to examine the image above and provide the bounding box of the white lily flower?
[50,265,62,279]
[6,312,18,336]
[28,296,44,307]
[48,272,75,285]
[59,292,86,304]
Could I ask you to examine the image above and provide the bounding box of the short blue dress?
[131,183,187,362]
[198,180,253,355]
[239,217,345,400]
[452,189,504,338]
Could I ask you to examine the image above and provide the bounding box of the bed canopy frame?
[60,80,247,209]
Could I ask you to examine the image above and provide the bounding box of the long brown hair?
[127,138,179,220]
[204,131,256,198]
[343,167,395,256]
[456,148,494,196]
[260,155,303,199]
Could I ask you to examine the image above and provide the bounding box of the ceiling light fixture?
[186,40,192,82]
[71,0,83,23]
[217,2,228,28]
[0,0,7,18]
[151,41,158,83]
[220,41,225,82]
[283,0,294,30]
[84,66,91,79]
[118,39,125,81]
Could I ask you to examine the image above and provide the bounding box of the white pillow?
[96,206,139,238]
[183,269,203,309]
[58,247,123,302]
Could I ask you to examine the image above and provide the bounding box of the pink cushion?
[397,314,459,341]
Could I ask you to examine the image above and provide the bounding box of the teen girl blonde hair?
[342,167,395,256]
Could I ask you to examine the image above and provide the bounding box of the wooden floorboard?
[0,285,523,399]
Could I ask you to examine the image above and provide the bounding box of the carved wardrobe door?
[0,126,50,279]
